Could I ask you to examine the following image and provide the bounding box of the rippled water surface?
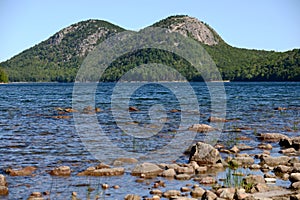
[0,82,299,199]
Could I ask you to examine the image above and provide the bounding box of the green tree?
[0,67,8,83]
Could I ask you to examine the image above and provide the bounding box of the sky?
[0,0,299,62]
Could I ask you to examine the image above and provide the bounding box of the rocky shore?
[1,131,300,200]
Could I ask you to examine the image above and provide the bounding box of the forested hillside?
[1,15,299,82]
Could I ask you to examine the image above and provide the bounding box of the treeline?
[1,17,299,82]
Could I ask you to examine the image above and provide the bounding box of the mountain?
[1,15,299,82]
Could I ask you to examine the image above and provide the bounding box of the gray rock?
[234,157,254,166]
[175,174,191,180]
[189,142,221,165]
[273,165,292,173]
[289,173,300,182]
[161,168,176,177]
[260,156,290,166]
[201,190,217,200]
[291,181,300,189]
[131,163,163,176]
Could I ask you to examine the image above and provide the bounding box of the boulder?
[175,174,191,180]
[291,181,300,189]
[113,158,138,166]
[0,175,7,187]
[125,194,141,200]
[0,186,8,196]
[233,157,254,166]
[188,124,214,133]
[201,190,217,200]
[50,166,71,176]
[243,175,265,185]
[260,156,290,166]
[273,165,292,173]
[6,166,37,176]
[258,133,289,142]
[189,142,221,165]
[160,168,176,177]
[93,168,124,176]
[131,163,163,176]
[289,173,300,182]
[190,187,205,198]
[176,167,194,174]
[279,148,296,154]
[216,188,235,199]
[163,190,181,198]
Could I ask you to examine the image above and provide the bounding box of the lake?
[0,82,299,199]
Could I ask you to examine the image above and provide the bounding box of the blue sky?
[0,0,299,62]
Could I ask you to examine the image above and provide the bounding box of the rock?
[102,183,109,189]
[163,190,181,198]
[95,163,111,169]
[0,186,8,196]
[233,157,254,166]
[274,107,287,111]
[289,173,300,182]
[201,190,217,200]
[27,192,44,200]
[175,174,191,180]
[234,189,253,200]
[199,176,216,184]
[176,167,194,174]
[279,148,296,154]
[243,175,265,185]
[273,165,292,173]
[216,188,235,199]
[90,167,124,176]
[258,133,289,142]
[236,144,254,151]
[260,156,290,166]
[6,166,37,176]
[129,106,139,112]
[189,142,221,165]
[161,168,176,177]
[290,194,300,200]
[150,189,163,196]
[292,137,300,150]
[257,143,272,150]
[50,166,71,176]
[282,173,290,181]
[0,175,7,187]
[208,116,227,122]
[279,138,293,148]
[180,187,191,192]
[113,157,138,166]
[113,185,120,189]
[125,194,141,200]
[230,145,240,153]
[190,187,205,198]
[264,178,276,183]
[196,166,207,174]
[249,164,261,170]
[188,124,215,133]
[291,181,300,189]
[170,109,181,113]
[131,163,163,176]
[189,161,200,170]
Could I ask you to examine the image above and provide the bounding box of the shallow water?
[0,82,299,199]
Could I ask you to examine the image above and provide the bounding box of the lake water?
[0,82,299,199]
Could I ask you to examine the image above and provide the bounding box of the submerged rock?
[78,167,124,176]
[27,192,44,200]
[208,116,228,122]
[5,166,37,176]
[50,166,71,176]
[188,124,214,133]
[258,133,289,142]
[189,142,221,165]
